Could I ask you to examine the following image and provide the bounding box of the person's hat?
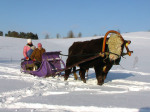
[38,43,42,47]
[27,39,32,43]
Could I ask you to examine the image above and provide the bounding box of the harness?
[59,30,133,72]
[55,30,133,75]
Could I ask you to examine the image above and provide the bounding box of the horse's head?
[103,30,133,64]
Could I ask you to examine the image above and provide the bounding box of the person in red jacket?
[23,39,36,60]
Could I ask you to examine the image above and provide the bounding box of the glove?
[26,57,29,60]
[32,59,36,61]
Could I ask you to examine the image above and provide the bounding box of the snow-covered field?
[0,31,150,112]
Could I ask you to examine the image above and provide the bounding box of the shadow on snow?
[87,71,134,82]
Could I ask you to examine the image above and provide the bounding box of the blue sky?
[0,0,150,38]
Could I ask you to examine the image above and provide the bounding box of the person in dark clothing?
[30,43,46,70]
[30,43,46,62]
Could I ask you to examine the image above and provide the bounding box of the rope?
[60,52,122,58]
[60,53,99,57]
[57,52,123,74]
[108,52,121,58]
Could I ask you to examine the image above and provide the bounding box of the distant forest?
[0,30,83,39]
[0,31,38,39]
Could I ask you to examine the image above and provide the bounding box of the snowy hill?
[0,32,150,112]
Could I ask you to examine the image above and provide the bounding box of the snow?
[0,31,150,112]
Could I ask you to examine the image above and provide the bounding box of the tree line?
[0,30,81,39]
[0,30,101,39]
[0,31,38,39]
[45,31,82,39]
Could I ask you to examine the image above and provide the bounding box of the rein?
[60,52,122,58]
[60,53,99,57]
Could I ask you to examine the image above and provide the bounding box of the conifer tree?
[67,30,74,38]
[78,32,82,38]
[45,34,50,39]
[0,31,3,36]
[56,33,60,39]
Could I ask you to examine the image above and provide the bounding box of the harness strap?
[60,52,121,58]
[102,30,124,53]
[60,53,99,57]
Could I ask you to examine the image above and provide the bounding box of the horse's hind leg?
[86,69,89,80]
[73,67,78,80]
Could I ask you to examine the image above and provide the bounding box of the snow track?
[5,102,139,112]
[0,64,150,111]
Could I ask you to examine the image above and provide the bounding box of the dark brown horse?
[64,30,132,85]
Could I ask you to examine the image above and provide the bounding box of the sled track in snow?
[0,65,68,108]
[0,64,150,111]
[3,102,139,112]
